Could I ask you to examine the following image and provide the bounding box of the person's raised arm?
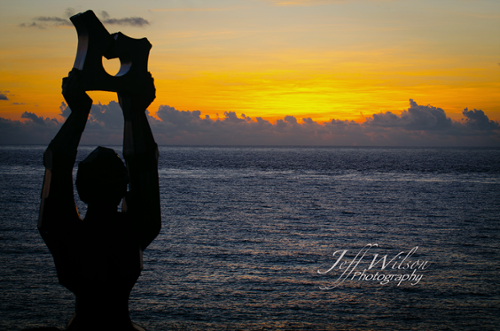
[118,75,161,250]
[38,69,92,235]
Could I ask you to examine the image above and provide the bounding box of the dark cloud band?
[1,100,499,146]
[20,10,149,29]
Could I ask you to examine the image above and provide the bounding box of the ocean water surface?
[1,146,499,330]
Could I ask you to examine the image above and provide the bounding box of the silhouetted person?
[38,69,161,330]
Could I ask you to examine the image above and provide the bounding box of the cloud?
[100,11,110,20]
[19,22,46,29]
[147,100,500,146]
[101,17,150,27]
[0,113,61,145]
[19,16,71,29]
[63,101,125,145]
[34,16,72,27]
[0,93,8,101]
[366,99,452,130]
[21,112,48,125]
[462,108,500,131]
[20,9,149,29]
[96,10,150,27]
[150,7,237,12]
[1,100,499,146]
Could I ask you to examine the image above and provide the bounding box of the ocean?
[1,146,499,330]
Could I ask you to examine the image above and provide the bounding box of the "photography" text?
[317,243,430,289]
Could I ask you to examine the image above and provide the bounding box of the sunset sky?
[1,0,499,145]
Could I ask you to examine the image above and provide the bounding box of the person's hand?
[118,73,156,118]
[62,68,93,114]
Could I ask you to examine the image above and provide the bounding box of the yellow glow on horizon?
[148,47,500,123]
[2,54,499,125]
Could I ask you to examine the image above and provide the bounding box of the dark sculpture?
[70,10,154,94]
[38,10,160,331]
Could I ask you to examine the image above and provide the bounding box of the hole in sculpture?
[102,57,121,76]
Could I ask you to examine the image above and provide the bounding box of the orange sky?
[1,0,499,124]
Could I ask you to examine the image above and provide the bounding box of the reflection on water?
[1,146,499,330]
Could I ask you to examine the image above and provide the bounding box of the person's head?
[76,146,129,206]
